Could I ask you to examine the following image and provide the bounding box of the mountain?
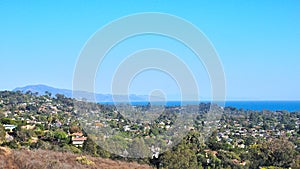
[14,84,72,97]
[13,84,150,102]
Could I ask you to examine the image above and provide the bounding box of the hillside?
[1,90,300,168]
[13,85,73,98]
[0,147,153,169]
[13,84,150,102]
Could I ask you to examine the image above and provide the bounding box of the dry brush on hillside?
[0,147,153,169]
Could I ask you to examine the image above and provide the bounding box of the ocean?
[224,101,300,112]
[100,101,300,112]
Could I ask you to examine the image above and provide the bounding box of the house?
[166,139,173,145]
[151,146,160,159]
[240,161,247,166]
[204,149,218,157]
[144,125,151,130]
[188,126,195,130]
[31,137,39,143]
[71,132,83,137]
[72,137,87,147]
[3,124,17,132]
[21,125,35,130]
[232,159,240,164]
[123,125,130,131]
[238,144,245,149]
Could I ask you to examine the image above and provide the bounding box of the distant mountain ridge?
[14,84,72,97]
[13,84,150,102]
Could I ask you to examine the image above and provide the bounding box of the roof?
[72,137,87,141]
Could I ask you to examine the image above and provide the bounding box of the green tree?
[97,146,111,158]
[267,138,294,168]
[0,118,15,125]
[160,143,198,169]
[249,138,294,168]
[83,136,98,156]
[0,124,5,143]
[128,138,151,158]
[13,128,34,143]
[207,131,221,151]
[291,155,300,169]
[53,130,69,143]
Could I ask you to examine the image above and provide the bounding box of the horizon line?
[3,84,300,102]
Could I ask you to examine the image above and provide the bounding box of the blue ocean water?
[100,101,300,112]
[224,101,300,112]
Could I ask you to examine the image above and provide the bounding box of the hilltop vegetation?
[0,90,300,169]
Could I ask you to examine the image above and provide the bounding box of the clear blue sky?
[0,0,299,100]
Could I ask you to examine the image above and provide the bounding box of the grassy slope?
[0,147,153,169]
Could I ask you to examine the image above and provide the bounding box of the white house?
[72,137,87,147]
[3,124,17,132]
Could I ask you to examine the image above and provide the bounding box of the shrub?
[76,156,95,166]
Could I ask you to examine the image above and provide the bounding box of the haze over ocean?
[100,101,300,112]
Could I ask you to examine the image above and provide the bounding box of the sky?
[0,0,299,100]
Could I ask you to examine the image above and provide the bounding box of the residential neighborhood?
[0,90,300,169]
